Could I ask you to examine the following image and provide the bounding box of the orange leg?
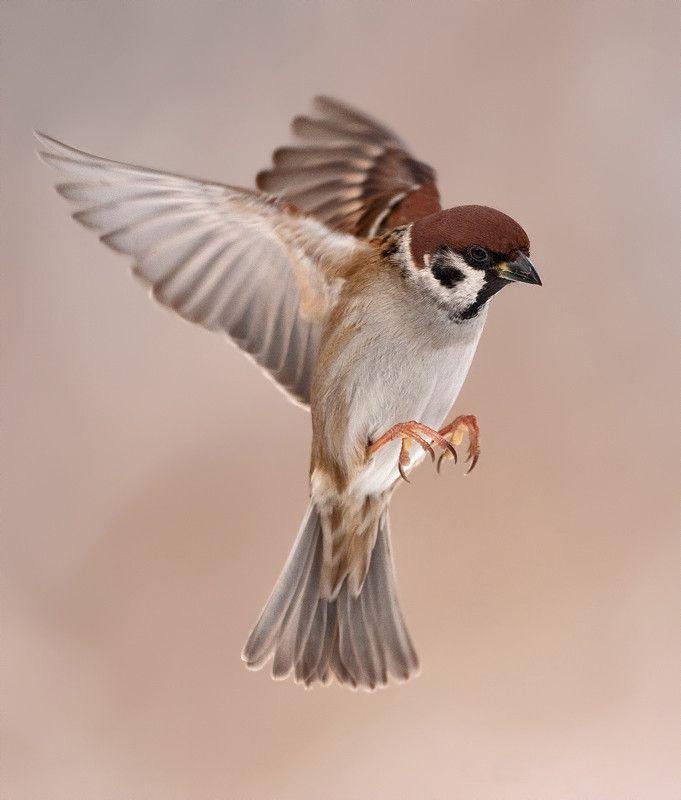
[437,414,480,474]
[368,421,457,482]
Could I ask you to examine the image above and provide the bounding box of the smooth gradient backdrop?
[2,2,679,798]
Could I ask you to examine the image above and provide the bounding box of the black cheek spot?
[431,263,464,288]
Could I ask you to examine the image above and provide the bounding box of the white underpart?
[349,307,486,496]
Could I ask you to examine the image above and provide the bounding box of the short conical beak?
[495,252,542,286]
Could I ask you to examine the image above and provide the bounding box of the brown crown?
[409,205,530,268]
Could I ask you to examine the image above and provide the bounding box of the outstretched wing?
[256,96,441,239]
[37,133,367,407]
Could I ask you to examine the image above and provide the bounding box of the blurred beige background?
[2,1,679,798]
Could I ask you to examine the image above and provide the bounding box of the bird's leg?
[437,414,480,474]
[368,421,457,483]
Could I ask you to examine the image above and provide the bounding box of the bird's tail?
[241,502,419,689]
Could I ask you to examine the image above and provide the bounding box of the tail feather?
[271,528,322,680]
[294,536,324,661]
[337,584,362,686]
[241,502,419,689]
[313,601,337,686]
[360,587,388,685]
[344,583,378,688]
[295,599,327,683]
[367,519,419,680]
[242,504,318,669]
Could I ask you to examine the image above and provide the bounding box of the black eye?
[467,246,489,265]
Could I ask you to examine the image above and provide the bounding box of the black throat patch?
[460,274,509,320]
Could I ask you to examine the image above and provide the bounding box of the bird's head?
[404,205,541,320]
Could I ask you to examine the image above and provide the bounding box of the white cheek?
[452,262,486,309]
[417,253,486,315]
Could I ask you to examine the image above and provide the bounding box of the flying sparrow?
[37,96,541,690]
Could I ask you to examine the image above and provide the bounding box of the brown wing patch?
[257,96,441,239]
[384,183,441,231]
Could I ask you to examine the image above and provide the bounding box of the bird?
[36,95,541,691]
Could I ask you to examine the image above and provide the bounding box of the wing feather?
[37,132,367,407]
[257,96,441,238]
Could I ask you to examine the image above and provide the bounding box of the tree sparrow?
[37,96,541,690]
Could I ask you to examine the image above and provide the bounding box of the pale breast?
[343,306,488,496]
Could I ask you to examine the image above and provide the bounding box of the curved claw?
[443,440,458,460]
[465,449,480,474]
[438,415,480,476]
[436,446,458,474]
[410,431,436,462]
[369,420,458,484]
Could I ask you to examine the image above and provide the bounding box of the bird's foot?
[437,414,480,474]
[368,421,457,483]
